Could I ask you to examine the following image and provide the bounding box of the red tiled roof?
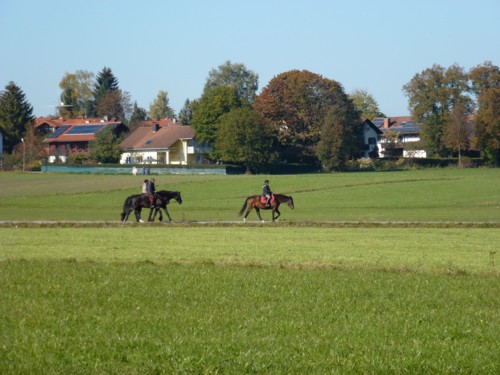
[42,119,127,143]
[35,117,117,128]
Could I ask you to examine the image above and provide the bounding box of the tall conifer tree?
[0,82,34,153]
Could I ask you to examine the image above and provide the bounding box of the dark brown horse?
[238,194,294,222]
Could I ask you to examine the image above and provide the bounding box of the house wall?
[401,134,420,143]
[377,133,427,158]
[362,125,379,158]
[120,140,197,165]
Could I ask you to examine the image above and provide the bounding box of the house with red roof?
[37,117,129,162]
[119,118,211,165]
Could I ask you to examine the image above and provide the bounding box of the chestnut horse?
[238,194,294,222]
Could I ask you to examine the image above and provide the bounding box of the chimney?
[152,122,159,132]
[383,118,390,129]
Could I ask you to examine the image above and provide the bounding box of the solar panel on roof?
[47,125,70,138]
[65,124,104,135]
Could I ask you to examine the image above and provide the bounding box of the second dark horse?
[120,190,182,223]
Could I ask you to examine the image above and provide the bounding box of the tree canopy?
[474,87,500,165]
[190,86,244,147]
[58,70,95,118]
[215,107,275,173]
[89,125,123,163]
[349,89,385,120]
[316,105,363,171]
[204,61,259,103]
[254,70,359,163]
[91,67,121,118]
[129,101,148,130]
[403,64,472,156]
[149,90,175,120]
[0,82,34,153]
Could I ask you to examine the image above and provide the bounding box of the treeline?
[1,60,499,171]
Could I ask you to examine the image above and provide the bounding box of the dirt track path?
[1,221,498,228]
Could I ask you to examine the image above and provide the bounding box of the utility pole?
[21,138,25,172]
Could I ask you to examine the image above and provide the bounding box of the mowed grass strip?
[1,227,499,274]
[1,260,499,374]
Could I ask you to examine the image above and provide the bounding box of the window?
[368,137,376,145]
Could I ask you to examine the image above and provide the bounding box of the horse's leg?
[244,206,253,222]
[243,206,259,222]
[148,207,154,222]
[135,207,144,223]
[273,207,281,222]
[123,209,130,222]
[255,207,264,222]
[163,206,172,222]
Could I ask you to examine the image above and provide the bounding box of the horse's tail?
[238,197,249,217]
[121,195,132,221]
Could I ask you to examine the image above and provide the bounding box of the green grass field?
[0,168,499,222]
[0,169,499,373]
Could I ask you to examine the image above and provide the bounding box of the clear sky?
[1,0,499,118]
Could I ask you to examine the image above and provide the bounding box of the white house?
[360,119,383,158]
[372,117,427,158]
[120,119,211,165]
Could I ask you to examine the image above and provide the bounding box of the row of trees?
[403,61,500,163]
[1,60,499,171]
[58,67,175,129]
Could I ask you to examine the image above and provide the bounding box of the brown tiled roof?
[121,124,195,150]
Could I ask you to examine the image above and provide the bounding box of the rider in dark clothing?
[146,178,156,207]
[262,179,272,207]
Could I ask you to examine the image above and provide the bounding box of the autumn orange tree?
[254,70,360,165]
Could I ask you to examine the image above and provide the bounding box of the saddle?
[260,194,275,204]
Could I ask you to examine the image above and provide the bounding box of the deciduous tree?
[444,100,471,163]
[96,90,126,121]
[149,90,175,120]
[474,87,500,165]
[469,61,500,98]
[349,89,385,120]
[89,126,123,163]
[215,107,275,173]
[58,70,95,117]
[204,60,258,103]
[316,106,362,171]
[254,70,357,163]
[190,86,243,147]
[403,64,471,156]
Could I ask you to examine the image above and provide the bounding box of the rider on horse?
[262,179,272,207]
[146,178,156,208]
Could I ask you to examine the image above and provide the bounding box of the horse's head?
[287,196,294,209]
[175,192,183,204]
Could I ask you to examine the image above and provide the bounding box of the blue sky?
[1,0,499,118]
